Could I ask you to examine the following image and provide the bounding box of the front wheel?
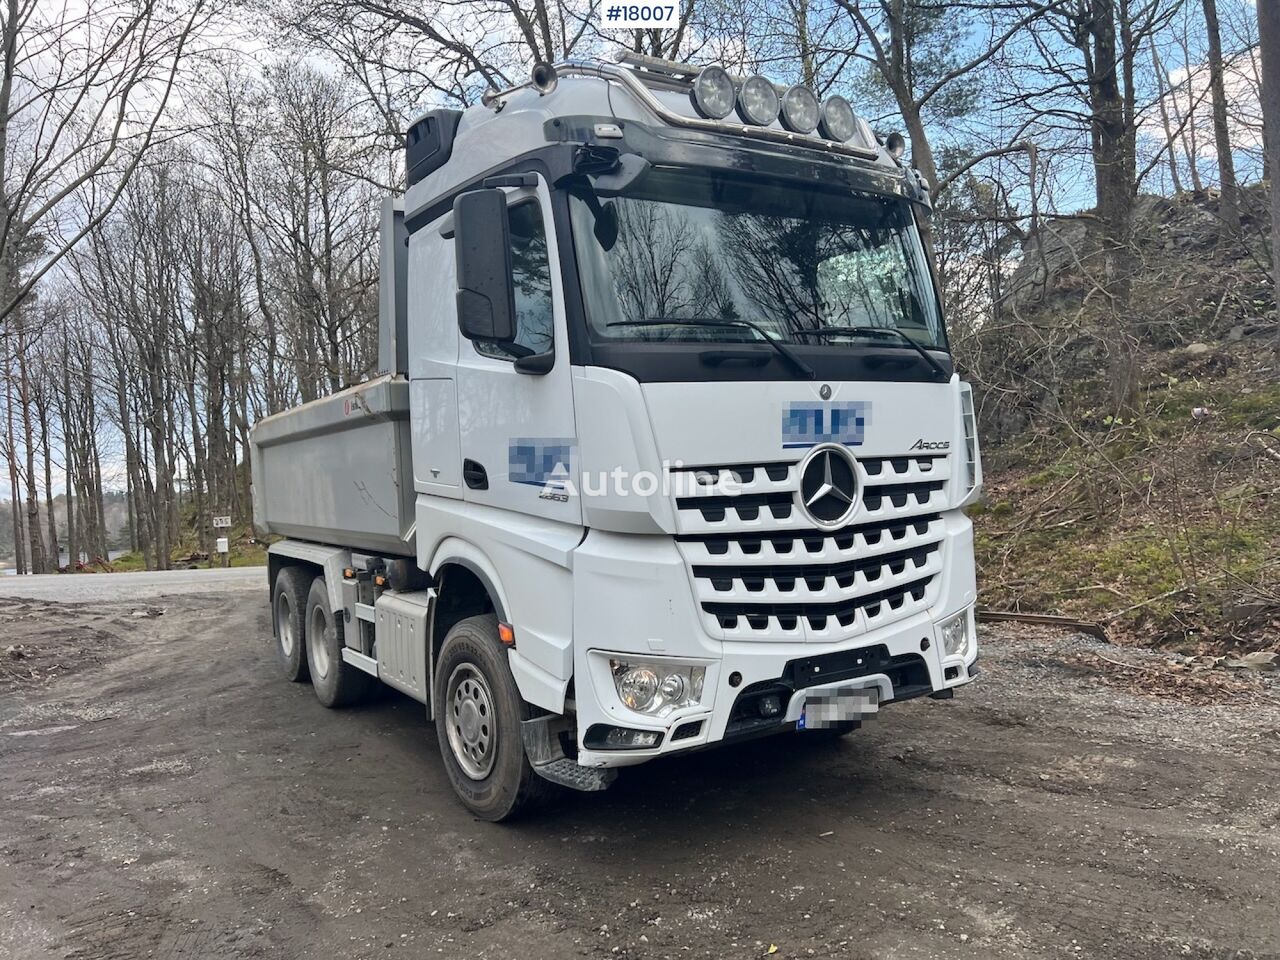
[433,615,555,821]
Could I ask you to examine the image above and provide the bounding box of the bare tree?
[1202,0,1239,230]
[832,0,1054,194]
[1260,0,1280,291]
[0,0,214,326]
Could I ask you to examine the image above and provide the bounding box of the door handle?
[463,459,488,490]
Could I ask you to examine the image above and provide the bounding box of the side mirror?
[453,189,516,343]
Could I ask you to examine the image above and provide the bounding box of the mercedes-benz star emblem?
[798,443,859,527]
[819,384,832,399]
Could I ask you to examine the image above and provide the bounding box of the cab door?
[454,177,580,526]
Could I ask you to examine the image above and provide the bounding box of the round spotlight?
[780,85,820,134]
[885,131,907,159]
[692,65,735,120]
[737,74,779,126]
[819,95,856,142]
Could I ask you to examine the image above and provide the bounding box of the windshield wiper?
[791,326,949,382]
[606,317,815,380]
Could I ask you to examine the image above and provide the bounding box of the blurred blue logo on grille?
[509,438,575,489]
[782,402,870,448]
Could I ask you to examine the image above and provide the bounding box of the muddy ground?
[1,581,1278,960]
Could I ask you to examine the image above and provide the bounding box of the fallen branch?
[976,609,1108,641]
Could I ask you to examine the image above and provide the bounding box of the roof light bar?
[482,59,881,160]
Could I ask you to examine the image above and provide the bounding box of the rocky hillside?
[967,188,1279,653]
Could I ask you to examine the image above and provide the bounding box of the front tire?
[433,615,555,821]
[272,566,311,682]
[305,576,374,708]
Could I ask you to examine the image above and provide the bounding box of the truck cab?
[251,53,983,820]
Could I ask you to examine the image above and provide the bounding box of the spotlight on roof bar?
[691,65,735,120]
[885,131,907,159]
[737,74,780,126]
[780,85,820,134]
[819,95,857,143]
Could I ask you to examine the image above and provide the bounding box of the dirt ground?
[1,583,1278,960]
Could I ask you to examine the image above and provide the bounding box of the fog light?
[604,727,660,749]
[759,694,781,717]
[584,724,663,750]
[939,610,972,659]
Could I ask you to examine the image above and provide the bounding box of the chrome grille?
[672,454,950,640]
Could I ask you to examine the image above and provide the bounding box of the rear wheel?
[271,566,311,682]
[305,576,374,708]
[433,614,556,821]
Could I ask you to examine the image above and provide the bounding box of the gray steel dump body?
[250,374,415,556]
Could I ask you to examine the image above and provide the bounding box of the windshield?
[569,169,946,350]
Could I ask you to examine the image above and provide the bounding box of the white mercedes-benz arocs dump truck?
[251,53,983,821]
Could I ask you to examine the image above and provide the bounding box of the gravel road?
[0,567,263,601]
[0,576,1277,960]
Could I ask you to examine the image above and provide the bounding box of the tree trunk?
[16,323,47,574]
[1152,46,1184,194]
[1260,0,1280,292]
[4,356,22,575]
[1203,0,1240,231]
[41,405,57,570]
[1086,0,1139,414]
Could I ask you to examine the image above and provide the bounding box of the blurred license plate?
[798,687,879,730]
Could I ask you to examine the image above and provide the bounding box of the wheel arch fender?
[268,540,350,613]
[426,537,567,716]
[427,538,510,621]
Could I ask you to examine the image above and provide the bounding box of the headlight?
[610,659,705,716]
[939,610,973,659]
[819,95,856,142]
[738,74,779,126]
[691,65,735,120]
[780,85,819,134]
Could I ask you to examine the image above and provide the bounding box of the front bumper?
[570,515,979,769]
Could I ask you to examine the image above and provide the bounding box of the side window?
[474,200,555,361]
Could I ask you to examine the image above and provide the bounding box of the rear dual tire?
[305,576,375,708]
[272,566,312,683]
